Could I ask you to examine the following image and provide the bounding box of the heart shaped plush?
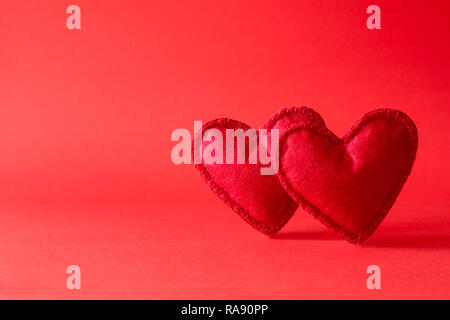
[193,107,325,234]
[277,109,418,243]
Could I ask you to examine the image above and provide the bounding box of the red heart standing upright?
[193,107,325,234]
[277,109,418,243]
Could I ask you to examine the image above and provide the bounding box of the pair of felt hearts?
[193,107,418,244]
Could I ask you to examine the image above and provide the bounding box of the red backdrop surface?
[0,0,449,299]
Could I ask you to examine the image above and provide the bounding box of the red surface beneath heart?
[278,109,418,243]
[193,107,325,234]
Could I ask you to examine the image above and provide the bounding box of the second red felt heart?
[277,109,418,243]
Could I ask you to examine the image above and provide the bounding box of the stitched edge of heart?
[277,109,418,244]
[192,106,323,235]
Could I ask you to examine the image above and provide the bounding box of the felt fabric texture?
[193,107,325,234]
[277,109,418,243]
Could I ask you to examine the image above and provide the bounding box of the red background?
[0,0,449,299]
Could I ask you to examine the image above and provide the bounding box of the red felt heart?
[193,107,325,234]
[277,109,418,243]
